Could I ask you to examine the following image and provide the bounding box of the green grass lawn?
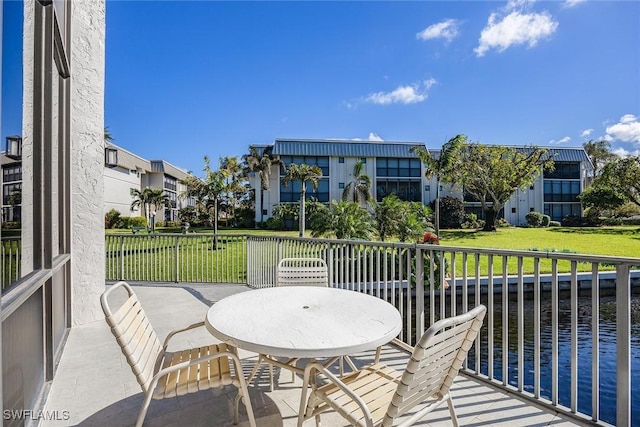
[439,226,640,258]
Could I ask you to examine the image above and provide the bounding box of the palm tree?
[410,134,465,236]
[242,146,283,225]
[180,157,226,248]
[583,139,617,177]
[282,163,323,237]
[219,156,244,226]
[130,187,170,231]
[342,161,372,205]
[104,126,114,142]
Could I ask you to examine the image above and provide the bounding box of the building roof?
[272,138,427,158]
[149,160,191,180]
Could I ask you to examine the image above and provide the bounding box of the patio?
[41,282,586,427]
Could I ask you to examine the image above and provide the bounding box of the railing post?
[174,236,179,283]
[616,263,631,427]
[119,236,124,281]
[327,245,333,287]
[415,246,425,343]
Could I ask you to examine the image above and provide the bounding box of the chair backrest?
[276,257,328,287]
[384,305,487,423]
[100,281,163,393]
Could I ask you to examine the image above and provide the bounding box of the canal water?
[459,291,640,426]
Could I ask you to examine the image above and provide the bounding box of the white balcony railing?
[101,233,639,426]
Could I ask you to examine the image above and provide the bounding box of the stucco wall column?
[70,0,106,325]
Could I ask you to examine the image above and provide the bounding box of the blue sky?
[2,0,640,177]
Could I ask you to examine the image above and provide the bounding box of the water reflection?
[428,290,639,426]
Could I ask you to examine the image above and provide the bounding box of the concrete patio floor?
[41,283,586,427]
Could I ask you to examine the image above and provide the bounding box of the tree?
[397,201,433,243]
[411,134,465,235]
[580,156,640,211]
[342,161,372,205]
[282,163,323,237]
[373,194,403,241]
[219,156,244,227]
[104,126,114,142]
[180,157,226,247]
[130,187,170,231]
[242,146,283,225]
[583,139,617,176]
[454,144,553,231]
[309,200,374,240]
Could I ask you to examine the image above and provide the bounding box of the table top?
[205,286,402,358]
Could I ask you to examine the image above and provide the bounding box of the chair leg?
[135,390,154,427]
[447,395,459,427]
[231,354,257,427]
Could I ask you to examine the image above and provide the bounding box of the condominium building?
[248,138,593,226]
[104,142,193,222]
[1,136,192,224]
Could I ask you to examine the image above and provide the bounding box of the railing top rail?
[242,235,640,265]
[1,236,21,242]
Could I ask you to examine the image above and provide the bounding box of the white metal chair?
[297,304,487,427]
[100,281,257,427]
[276,257,329,287]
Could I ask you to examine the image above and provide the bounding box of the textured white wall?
[70,0,106,325]
[104,166,142,217]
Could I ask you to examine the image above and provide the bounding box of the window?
[3,165,22,182]
[530,185,534,190]
[544,180,580,202]
[511,207,516,214]
[376,179,421,202]
[338,157,344,163]
[338,182,345,189]
[376,157,421,177]
[530,207,535,212]
[164,175,177,191]
[280,155,330,176]
[280,178,330,203]
[544,162,580,179]
[360,158,367,164]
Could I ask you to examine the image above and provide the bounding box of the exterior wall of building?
[104,166,142,216]
[252,140,591,226]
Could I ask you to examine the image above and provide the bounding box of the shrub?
[434,196,464,229]
[497,217,511,228]
[541,215,550,227]
[526,211,544,227]
[265,216,284,230]
[105,209,122,229]
[129,216,147,227]
[461,213,482,229]
[561,214,600,227]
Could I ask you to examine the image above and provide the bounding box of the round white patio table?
[205,286,402,359]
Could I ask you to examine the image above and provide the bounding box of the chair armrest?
[162,321,206,348]
[299,362,375,427]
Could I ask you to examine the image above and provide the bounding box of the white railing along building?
[102,233,638,427]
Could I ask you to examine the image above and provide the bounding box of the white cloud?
[563,0,586,8]
[606,114,640,144]
[580,128,593,138]
[364,78,437,105]
[474,10,558,57]
[368,132,384,141]
[417,19,461,43]
[612,147,640,157]
[548,136,571,145]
